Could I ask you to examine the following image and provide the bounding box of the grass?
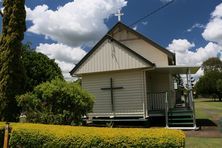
[186,137,222,148]
[186,98,222,147]
[194,98,222,120]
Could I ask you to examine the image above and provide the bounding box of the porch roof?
[153,66,200,74]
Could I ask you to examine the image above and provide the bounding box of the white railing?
[147,92,167,111]
[147,92,169,127]
[165,92,169,127]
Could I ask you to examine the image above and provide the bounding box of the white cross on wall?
[115,10,124,22]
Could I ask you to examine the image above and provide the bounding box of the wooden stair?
[168,108,195,128]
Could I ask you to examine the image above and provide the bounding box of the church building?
[70,22,199,129]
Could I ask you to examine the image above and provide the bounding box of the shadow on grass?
[195,99,222,102]
[197,119,217,127]
[219,118,222,133]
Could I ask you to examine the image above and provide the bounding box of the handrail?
[192,100,197,128]
[165,92,168,128]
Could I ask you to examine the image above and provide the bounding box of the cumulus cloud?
[36,43,86,80]
[167,39,222,82]
[167,3,222,81]
[26,0,127,47]
[167,39,221,66]
[26,0,127,80]
[202,3,222,45]
[167,39,195,54]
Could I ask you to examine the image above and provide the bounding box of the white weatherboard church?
[70,20,199,129]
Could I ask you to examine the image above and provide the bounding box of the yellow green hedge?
[7,123,185,148]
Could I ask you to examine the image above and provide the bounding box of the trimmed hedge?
[9,123,185,147]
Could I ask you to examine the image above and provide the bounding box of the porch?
[145,66,199,129]
[147,91,196,129]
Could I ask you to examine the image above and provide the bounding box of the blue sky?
[1,0,222,80]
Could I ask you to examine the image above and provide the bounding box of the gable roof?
[70,35,154,75]
[107,22,175,60]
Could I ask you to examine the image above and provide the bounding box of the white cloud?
[167,3,222,82]
[56,60,77,81]
[36,43,86,80]
[26,0,127,47]
[26,0,127,80]
[202,3,222,45]
[167,39,195,54]
[133,25,137,30]
[167,39,221,66]
[211,3,222,18]
[187,23,205,32]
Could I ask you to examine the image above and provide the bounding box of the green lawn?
[186,137,222,148]
[186,98,222,147]
[195,98,222,120]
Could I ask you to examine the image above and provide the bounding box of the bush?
[16,79,94,125]
[9,123,185,148]
[22,44,64,92]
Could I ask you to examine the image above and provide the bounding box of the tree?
[0,0,26,121]
[16,79,94,125]
[22,44,64,92]
[195,57,222,101]
[202,57,222,73]
[216,79,222,101]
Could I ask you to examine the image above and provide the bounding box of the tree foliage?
[0,0,26,121]
[196,57,222,101]
[216,79,222,98]
[22,44,64,92]
[202,57,222,73]
[16,79,94,125]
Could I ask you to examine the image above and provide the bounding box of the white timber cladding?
[146,72,170,92]
[74,39,150,74]
[112,29,169,66]
[82,70,145,117]
[146,71,175,108]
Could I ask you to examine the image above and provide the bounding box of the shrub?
[16,79,94,125]
[9,123,185,148]
[22,44,64,92]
